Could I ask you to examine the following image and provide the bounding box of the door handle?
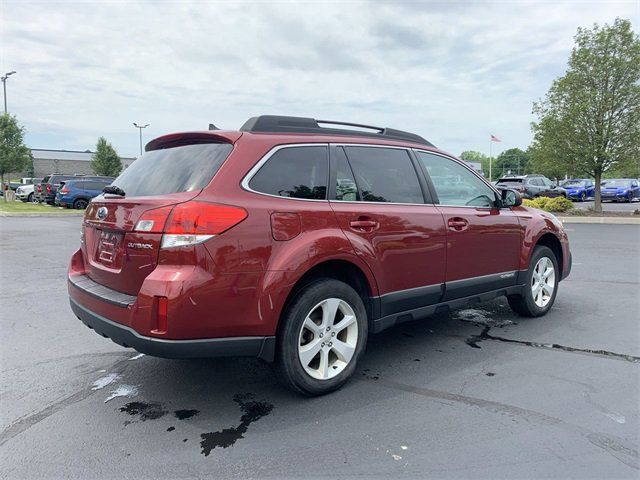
[447,217,469,231]
[349,217,379,231]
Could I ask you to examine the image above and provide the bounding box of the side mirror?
[501,188,522,208]
[550,184,557,189]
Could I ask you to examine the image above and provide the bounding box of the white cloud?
[2,0,638,157]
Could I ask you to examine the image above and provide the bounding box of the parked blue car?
[600,178,640,203]
[54,177,114,209]
[561,178,595,202]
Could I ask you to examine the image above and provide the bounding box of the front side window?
[249,146,328,200]
[344,147,424,203]
[416,152,496,207]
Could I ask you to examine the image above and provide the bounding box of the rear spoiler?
[145,131,242,152]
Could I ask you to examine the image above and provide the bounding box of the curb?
[0,212,84,217]
[558,216,640,225]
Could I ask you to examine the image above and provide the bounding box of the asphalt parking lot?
[572,198,639,212]
[1,217,638,479]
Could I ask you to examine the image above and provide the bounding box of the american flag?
[490,135,501,142]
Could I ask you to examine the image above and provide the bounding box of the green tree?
[460,150,491,178]
[531,18,640,212]
[0,113,31,201]
[495,148,530,176]
[91,137,122,177]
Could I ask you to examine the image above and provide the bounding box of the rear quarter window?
[111,143,233,197]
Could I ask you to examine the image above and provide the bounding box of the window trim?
[413,148,501,209]
[240,143,330,202]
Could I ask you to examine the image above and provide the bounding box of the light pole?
[1,71,16,114]
[133,122,149,156]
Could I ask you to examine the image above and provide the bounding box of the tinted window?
[333,148,358,201]
[497,178,523,184]
[249,146,328,200]
[417,152,496,207]
[84,181,110,190]
[344,147,423,203]
[112,143,232,197]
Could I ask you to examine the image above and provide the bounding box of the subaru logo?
[96,207,108,220]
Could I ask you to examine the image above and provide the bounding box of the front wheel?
[580,192,586,202]
[508,246,559,317]
[275,278,368,396]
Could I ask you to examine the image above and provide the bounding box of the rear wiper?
[103,185,126,196]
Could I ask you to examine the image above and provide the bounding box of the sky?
[1,0,639,159]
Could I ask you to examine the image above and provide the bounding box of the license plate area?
[94,229,124,269]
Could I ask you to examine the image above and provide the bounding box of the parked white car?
[15,183,36,203]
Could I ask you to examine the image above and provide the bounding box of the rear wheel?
[275,278,367,396]
[73,198,88,209]
[508,245,559,317]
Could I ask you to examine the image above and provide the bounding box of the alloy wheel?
[531,256,556,308]
[297,298,358,380]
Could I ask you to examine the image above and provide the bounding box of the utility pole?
[133,123,150,156]
[1,71,17,113]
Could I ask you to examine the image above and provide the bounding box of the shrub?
[523,196,573,212]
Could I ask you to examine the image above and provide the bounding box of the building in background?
[29,149,136,178]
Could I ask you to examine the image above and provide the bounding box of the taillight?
[46,184,51,193]
[37,185,41,193]
[134,206,173,233]
[134,201,247,249]
[60,187,69,194]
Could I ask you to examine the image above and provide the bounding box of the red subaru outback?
[68,116,571,395]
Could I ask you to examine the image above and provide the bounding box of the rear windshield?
[41,176,50,183]
[110,143,233,197]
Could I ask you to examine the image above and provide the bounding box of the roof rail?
[239,115,434,147]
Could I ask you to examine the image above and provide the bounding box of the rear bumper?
[70,297,275,361]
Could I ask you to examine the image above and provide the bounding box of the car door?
[329,145,447,317]
[414,150,522,300]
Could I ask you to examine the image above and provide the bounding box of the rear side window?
[84,181,108,190]
[248,146,328,200]
[111,143,232,197]
[344,147,423,203]
[333,147,359,201]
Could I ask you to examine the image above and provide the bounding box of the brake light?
[60,186,69,194]
[134,201,247,249]
[46,184,51,193]
[37,185,42,193]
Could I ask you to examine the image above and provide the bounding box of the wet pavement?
[1,217,638,478]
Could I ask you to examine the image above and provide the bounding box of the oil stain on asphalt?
[200,393,274,456]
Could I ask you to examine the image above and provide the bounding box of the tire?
[73,198,88,209]
[508,245,559,317]
[27,193,33,203]
[275,278,368,396]
[625,193,632,203]
[580,192,586,202]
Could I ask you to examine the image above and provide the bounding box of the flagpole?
[489,139,492,181]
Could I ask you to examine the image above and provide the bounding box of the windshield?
[111,143,233,197]
[562,180,586,187]
[602,179,631,188]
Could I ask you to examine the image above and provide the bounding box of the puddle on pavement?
[119,401,168,421]
[200,393,274,456]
